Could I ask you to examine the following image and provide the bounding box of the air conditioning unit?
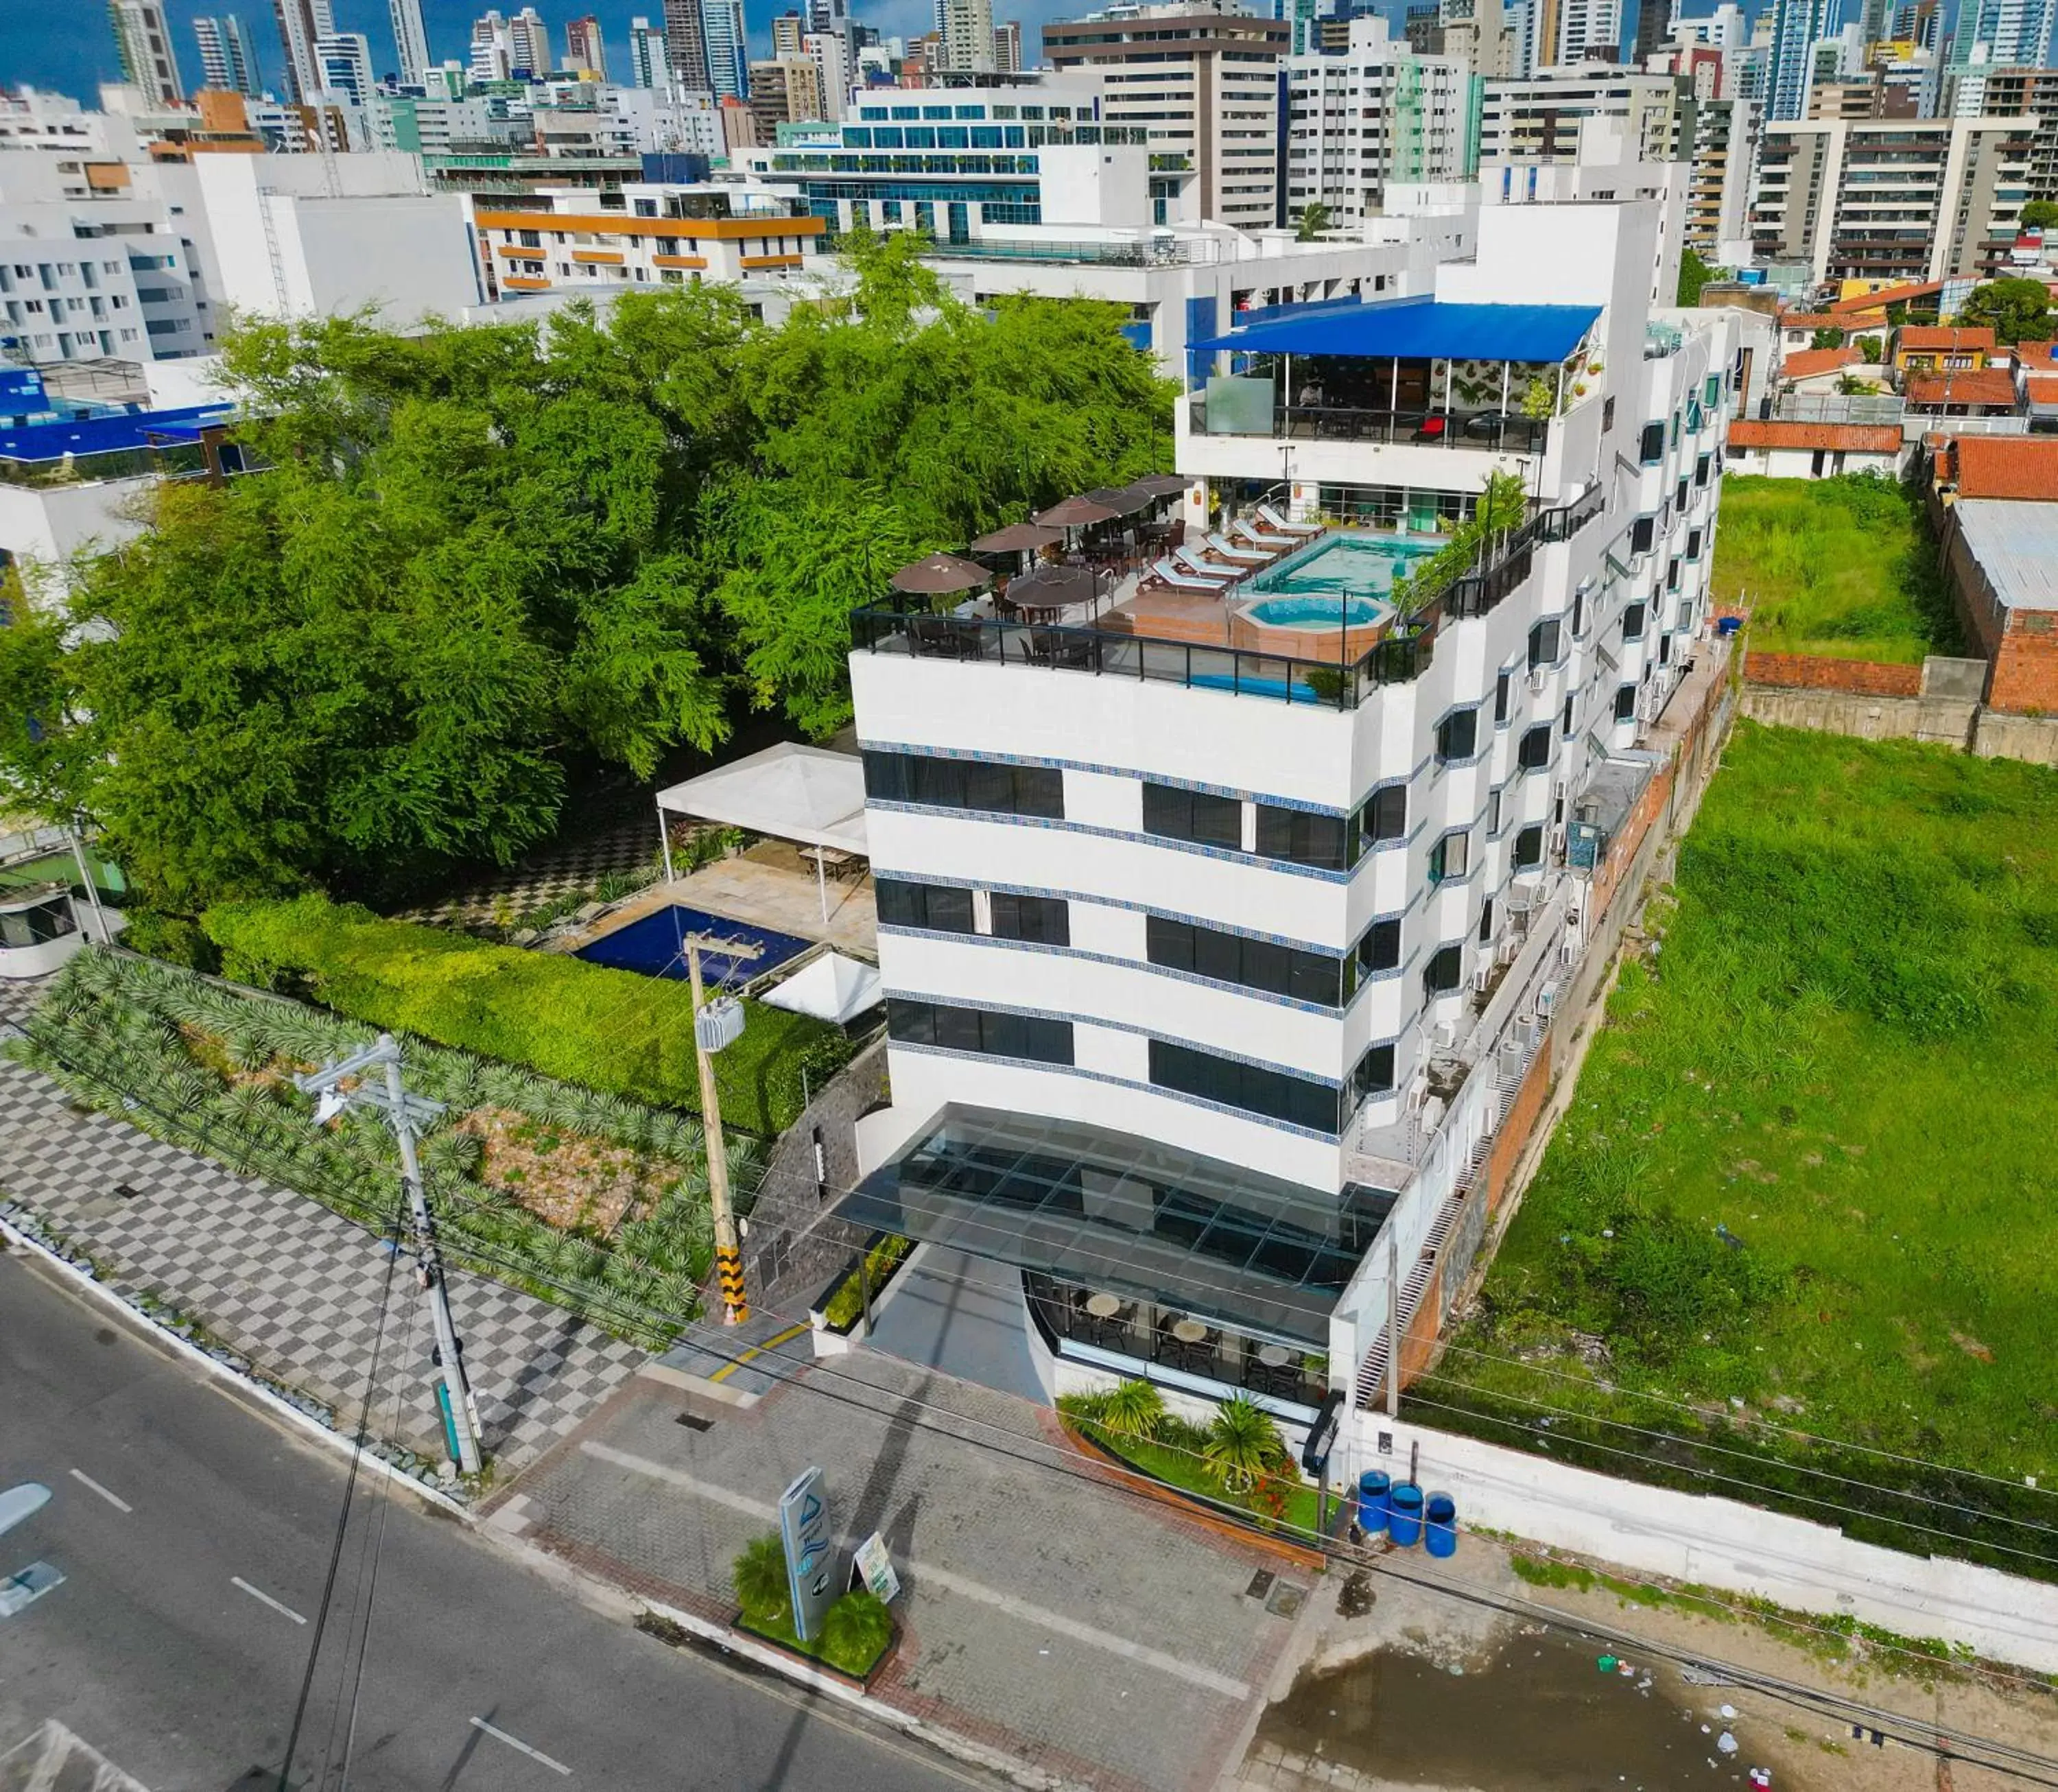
[1471,966,1491,995]
[1550,823,1568,858]
[1528,665,1551,693]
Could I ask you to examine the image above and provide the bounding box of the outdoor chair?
[1229,518,1293,551]
[1255,503,1321,539]
[1412,414,1449,445]
[1146,556,1231,593]
[1203,531,1273,567]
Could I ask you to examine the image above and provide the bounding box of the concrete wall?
[1738,683,1979,747]
[1336,1411,2058,1674]
[1973,707,2058,765]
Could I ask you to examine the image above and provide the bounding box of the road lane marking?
[68,1470,132,1513]
[578,1440,1252,1698]
[707,1321,808,1384]
[232,1576,307,1625]
[470,1717,571,1775]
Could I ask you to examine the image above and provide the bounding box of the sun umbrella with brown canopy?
[889,550,993,605]
[1125,473,1192,498]
[1000,562,1102,622]
[969,521,1067,553]
[1034,495,1120,529]
[1084,485,1153,517]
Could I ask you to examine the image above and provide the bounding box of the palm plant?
[732,1533,792,1627]
[1102,1377,1165,1442]
[1202,1395,1286,1494]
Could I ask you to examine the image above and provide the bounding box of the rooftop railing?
[925,235,1208,266]
[1188,394,1550,453]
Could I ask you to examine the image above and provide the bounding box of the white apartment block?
[1043,1,1291,231]
[939,0,1000,71]
[1286,17,1482,227]
[1685,93,1755,255]
[1480,69,1694,165]
[846,199,1740,1418]
[1751,115,2036,285]
[110,0,186,108]
[1481,123,1690,305]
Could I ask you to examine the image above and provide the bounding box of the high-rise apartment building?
[1480,68,1694,161]
[1550,0,1622,62]
[1751,114,2036,281]
[994,19,1025,68]
[1044,1,1290,231]
[1286,17,1481,224]
[1950,64,2058,203]
[747,54,820,131]
[1684,92,1755,251]
[314,30,374,102]
[772,11,807,56]
[664,0,713,91]
[565,14,607,75]
[507,6,552,75]
[806,31,852,113]
[390,0,432,85]
[274,0,335,103]
[703,0,751,99]
[110,0,185,105]
[1764,0,1839,118]
[194,14,263,94]
[629,15,672,85]
[939,0,999,71]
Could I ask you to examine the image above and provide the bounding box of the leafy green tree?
[2020,199,2058,230]
[1295,202,1334,242]
[1810,327,1845,349]
[1956,276,2058,344]
[1858,335,1884,364]
[0,599,84,821]
[1677,246,1714,307]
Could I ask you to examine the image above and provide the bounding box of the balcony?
[1188,389,1551,453]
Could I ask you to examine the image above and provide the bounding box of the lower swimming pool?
[576,904,810,985]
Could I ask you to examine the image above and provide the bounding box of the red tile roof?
[1939,434,2058,500]
[1899,325,1997,352]
[2013,338,2058,368]
[1906,369,2019,408]
[1782,310,1885,330]
[1781,345,1862,381]
[1827,279,1942,314]
[1729,420,1904,453]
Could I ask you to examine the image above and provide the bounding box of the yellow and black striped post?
[687,940,749,1326]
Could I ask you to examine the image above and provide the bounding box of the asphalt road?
[0,1247,984,1792]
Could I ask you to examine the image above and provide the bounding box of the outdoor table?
[1085,1292,1122,1319]
[1171,1318,1209,1344]
[1463,411,1513,438]
[1256,1343,1292,1369]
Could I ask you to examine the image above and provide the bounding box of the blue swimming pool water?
[576,904,811,985]
[1246,593,1387,629]
[1247,534,1440,623]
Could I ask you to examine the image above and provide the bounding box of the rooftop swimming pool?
[1242,531,1441,629]
[576,904,811,985]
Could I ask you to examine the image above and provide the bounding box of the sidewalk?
[0,989,642,1478]
[485,1347,1315,1792]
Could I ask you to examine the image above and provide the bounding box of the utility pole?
[64,818,108,943]
[295,1035,483,1476]
[686,939,750,1325]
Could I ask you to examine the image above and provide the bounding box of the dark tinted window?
[1494,670,1511,722]
[1631,515,1655,555]
[1362,784,1407,842]
[1423,943,1463,998]
[1255,803,1350,869]
[1143,781,1240,849]
[1477,897,1495,944]
[989,892,1069,944]
[864,750,1064,818]
[1148,1038,1341,1134]
[1514,823,1545,868]
[1517,724,1552,770]
[1347,1042,1394,1106]
[1614,683,1636,722]
[887,998,1073,1065]
[1436,707,1478,762]
[1357,917,1401,973]
[1638,420,1664,462]
[1622,600,1645,641]
[875,877,975,933]
[1147,914,1344,1006]
[1528,618,1561,669]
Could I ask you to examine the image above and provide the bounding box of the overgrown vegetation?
[200,893,854,1135]
[1431,726,2058,1574]
[1710,473,1961,663]
[0,232,1172,913]
[1060,1384,1316,1536]
[12,947,763,1341]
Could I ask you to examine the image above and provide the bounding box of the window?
[1613,683,1636,722]
[1561,694,1576,738]
[1694,452,1710,488]
[1478,897,1495,944]
[0,896,74,949]
[863,750,1064,818]
[1686,528,1703,560]
[1435,707,1478,762]
[1527,618,1561,670]
[1494,670,1511,723]
[1630,515,1655,556]
[1361,783,1407,844]
[1347,1041,1394,1107]
[1675,476,1689,512]
[1143,780,1240,849]
[1513,824,1544,869]
[1148,915,1342,1004]
[1622,600,1646,641]
[1570,587,1585,637]
[1666,557,1681,593]
[1356,917,1401,974]
[1517,724,1552,771]
[875,877,975,933]
[1423,943,1463,998]
[1148,1037,1340,1133]
[1428,830,1469,883]
[990,892,1069,945]
[1255,803,1351,870]
[887,998,1073,1065]
[1638,420,1664,463]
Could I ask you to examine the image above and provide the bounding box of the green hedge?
[200,894,854,1136]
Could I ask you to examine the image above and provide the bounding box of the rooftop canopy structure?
[654,742,867,920]
[1187,296,1605,453]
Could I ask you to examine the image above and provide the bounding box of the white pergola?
[654,742,869,921]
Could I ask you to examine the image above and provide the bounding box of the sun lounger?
[1148,556,1234,592]
[1174,545,1244,583]
[1203,531,1274,566]
[1230,517,1294,550]
[1256,503,1321,537]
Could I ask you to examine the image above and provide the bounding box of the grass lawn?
[1063,1407,1321,1539]
[1428,724,2058,1572]
[1711,473,1962,663]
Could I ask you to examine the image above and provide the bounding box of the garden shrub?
[820,1591,894,1677]
[201,893,847,1134]
[119,909,222,974]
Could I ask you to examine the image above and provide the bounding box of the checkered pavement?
[0,1009,643,1476]
[397,812,658,933]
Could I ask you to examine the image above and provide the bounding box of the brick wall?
[1743,650,1922,696]
[1483,1035,1554,1218]
[1991,613,2058,714]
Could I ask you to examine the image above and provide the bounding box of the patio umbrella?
[969,521,1067,553]
[1084,485,1152,517]
[1034,495,1120,529]
[1003,563,1100,620]
[890,550,992,596]
[1125,473,1191,499]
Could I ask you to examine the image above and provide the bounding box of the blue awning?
[0,402,234,465]
[1192,296,1602,364]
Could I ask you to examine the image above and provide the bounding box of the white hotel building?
[843,200,1739,1423]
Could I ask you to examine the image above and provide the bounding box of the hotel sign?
[779,1466,838,1642]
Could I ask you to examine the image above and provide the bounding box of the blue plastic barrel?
[1716,615,1744,638]
[1388,1482,1425,1547]
[1356,1470,1391,1535]
[1423,1491,1458,1557]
